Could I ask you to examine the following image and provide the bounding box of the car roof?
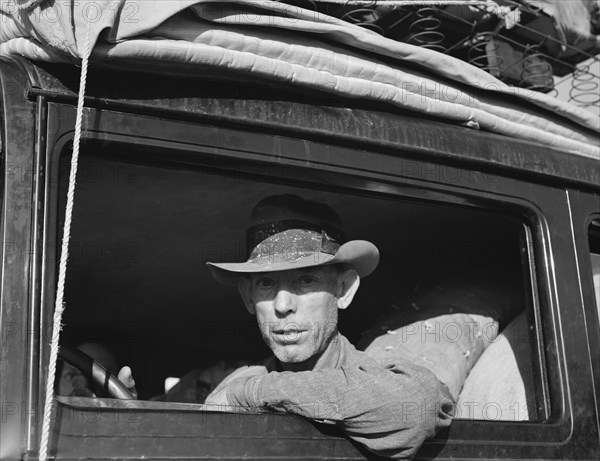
[4,58,600,191]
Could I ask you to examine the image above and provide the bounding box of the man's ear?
[238,277,256,315]
[336,269,360,310]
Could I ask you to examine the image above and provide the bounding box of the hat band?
[246,219,345,258]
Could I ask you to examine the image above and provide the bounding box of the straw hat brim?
[207,240,379,286]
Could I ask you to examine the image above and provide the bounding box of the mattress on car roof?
[1,0,598,158]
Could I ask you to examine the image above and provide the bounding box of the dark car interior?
[56,145,534,417]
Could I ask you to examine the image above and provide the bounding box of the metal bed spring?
[293,0,600,111]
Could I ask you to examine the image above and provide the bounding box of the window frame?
[587,215,600,317]
[36,101,598,460]
[572,201,600,436]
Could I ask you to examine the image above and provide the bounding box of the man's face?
[242,266,342,364]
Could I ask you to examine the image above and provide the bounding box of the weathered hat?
[207,194,379,286]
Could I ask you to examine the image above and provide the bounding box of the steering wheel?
[58,345,135,400]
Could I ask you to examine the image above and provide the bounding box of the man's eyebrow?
[250,274,273,280]
[297,267,329,276]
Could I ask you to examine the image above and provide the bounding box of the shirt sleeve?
[226,355,455,460]
[205,364,269,403]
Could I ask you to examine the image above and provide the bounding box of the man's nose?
[273,288,296,316]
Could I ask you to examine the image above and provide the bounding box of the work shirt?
[206,333,454,460]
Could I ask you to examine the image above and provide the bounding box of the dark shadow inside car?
[56,147,537,420]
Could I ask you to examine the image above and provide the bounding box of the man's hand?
[117,366,138,399]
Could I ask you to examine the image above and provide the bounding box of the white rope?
[38,22,92,461]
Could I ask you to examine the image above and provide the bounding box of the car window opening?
[55,148,542,423]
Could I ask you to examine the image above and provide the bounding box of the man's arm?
[224,356,454,460]
[204,364,269,406]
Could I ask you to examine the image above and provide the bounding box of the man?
[202,194,454,459]
[121,194,454,459]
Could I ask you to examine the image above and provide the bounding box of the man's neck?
[280,332,343,372]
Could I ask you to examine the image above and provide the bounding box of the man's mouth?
[273,328,307,335]
[270,325,310,343]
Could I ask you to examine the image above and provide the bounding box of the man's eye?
[298,276,317,286]
[255,278,275,289]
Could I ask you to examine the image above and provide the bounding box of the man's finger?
[118,366,138,399]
